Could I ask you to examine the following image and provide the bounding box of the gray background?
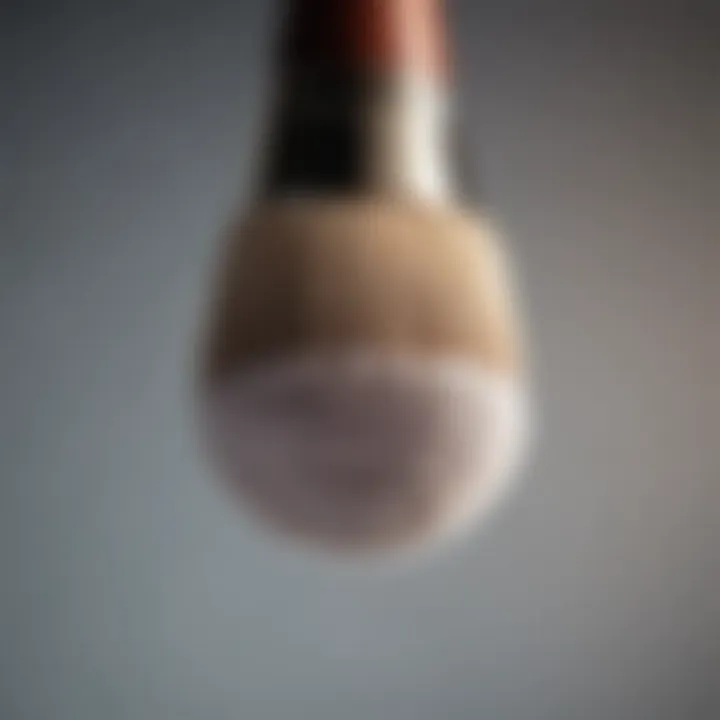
[2,1,719,718]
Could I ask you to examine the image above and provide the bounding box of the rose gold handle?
[278,0,450,81]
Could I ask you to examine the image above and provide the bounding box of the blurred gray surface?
[1,1,719,718]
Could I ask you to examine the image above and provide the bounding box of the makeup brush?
[198,0,530,553]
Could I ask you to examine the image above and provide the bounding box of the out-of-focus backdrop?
[1,1,719,718]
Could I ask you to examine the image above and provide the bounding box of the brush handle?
[277,0,449,80]
[261,0,478,203]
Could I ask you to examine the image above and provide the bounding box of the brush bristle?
[202,351,528,553]
[205,198,522,381]
[200,198,527,552]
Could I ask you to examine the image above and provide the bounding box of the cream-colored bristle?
[202,352,528,553]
